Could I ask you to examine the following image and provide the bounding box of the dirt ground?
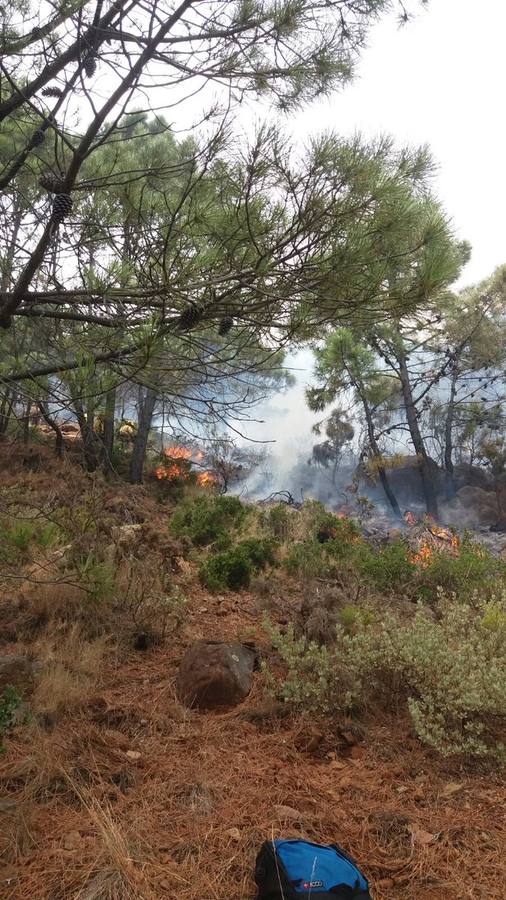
[1,445,506,899]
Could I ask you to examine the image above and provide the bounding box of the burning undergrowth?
[154,446,217,487]
[402,512,461,568]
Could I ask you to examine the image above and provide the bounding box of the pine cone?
[177,305,203,331]
[32,129,46,146]
[82,53,98,78]
[39,173,65,194]
[41,86,62,98]
[218,316,234,336]
[51,193,73,225]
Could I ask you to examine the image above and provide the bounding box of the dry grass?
[31,628,106,719]
[2,454,506,899]
[2,625,506,900]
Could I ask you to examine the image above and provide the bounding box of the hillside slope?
[0,446,505,899]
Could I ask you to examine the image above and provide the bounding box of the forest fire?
[410,524,460,567]
[154,446,217,486]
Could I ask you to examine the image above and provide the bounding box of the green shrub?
[284,540,325,579]
[36,522,62,549]
[199,548,252,591]
[316,512,361,546]
[77,553,115,601]
[353,539,415,593]
[4,521,37,552]
[199,537,276,591]
[262,503,291,540]
[338,604,375,635]
[237,537,276,569]
[170,494,248,546]
[0,685,21,753]
[265,594,506,760]
[418,538,504,602]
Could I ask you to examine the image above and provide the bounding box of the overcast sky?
[286,0,505,288]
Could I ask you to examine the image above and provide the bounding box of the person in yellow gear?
[117,420,137,442]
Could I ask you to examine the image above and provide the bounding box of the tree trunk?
[398,355,439,519]
[0,389,14,436]
[22,398,31,444]
[102,387,116,476]
[359,389,402,519]
[73,400,101,472]
[444,365,458,500]
[38,401,64,457]
[129,386,157,484]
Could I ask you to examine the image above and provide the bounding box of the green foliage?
[3,520,37,552]
[338,604,375,635]
[0,685,21,753]
[36,523,62,549]
[237,537,277,569]
[419,538,504,602]
[199,548,253,591]
[199,537,276,592]
[262,503,292,540]
[266,594,506,760]
[352,539,415,593]
[0,517,62,563]
[76,554,115,601]
[284,541,326,579]
[170,494,249,547]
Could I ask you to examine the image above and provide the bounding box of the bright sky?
[287,0,506,288]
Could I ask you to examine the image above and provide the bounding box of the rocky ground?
[1,445,506,899]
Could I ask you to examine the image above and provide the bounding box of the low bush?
[418,537,505,602]
[170,494,249,547]
[76,553,115,601]
[199,538,276,591]
[0,517,62,564]
[284,540,326,580]
[266,593,506,760]
[352,539,415,593]
[262,503,292,540]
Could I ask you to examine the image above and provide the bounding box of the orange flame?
[163,446,192,460]
[412,540,433,567]
[404,511,417,526]
[196,471,217,486]
[154,445,216,486]
[428,523,459,547]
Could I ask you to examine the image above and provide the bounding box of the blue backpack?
[255,839,372,899]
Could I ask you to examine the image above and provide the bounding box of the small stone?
[125,750,141,761]
[226,827,241,842]
[377,878,395,889]
[63,830,81,851]
[273,805,304,822]
[166,703,185,722]
[103,729,130,751]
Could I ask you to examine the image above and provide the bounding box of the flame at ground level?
[154,446,217,486]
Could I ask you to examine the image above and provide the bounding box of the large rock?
[177,641,257,709]
[452,463,494,493]
[442,486,502,528]
[358,455,444,506]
